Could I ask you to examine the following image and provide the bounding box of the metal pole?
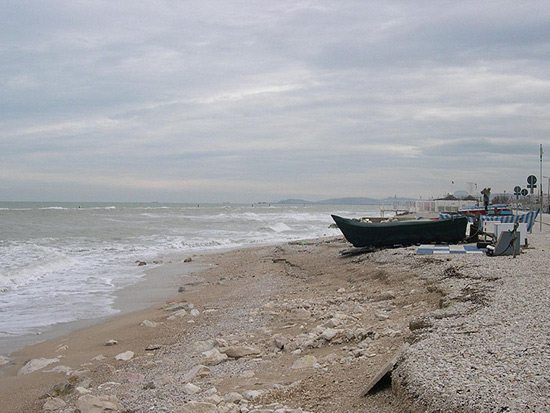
[541,144,544,231]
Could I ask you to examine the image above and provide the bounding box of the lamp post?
[544,175,550,213]
[539,143,544,232]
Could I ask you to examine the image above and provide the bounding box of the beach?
[0,202,377,356]
[0,215,549,412]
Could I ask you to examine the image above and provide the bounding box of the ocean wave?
[262,223,292,233]
[0,244,78,291]
[0,203,380,346]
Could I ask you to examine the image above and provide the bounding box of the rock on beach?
[291,355,317,369]
[115,351,134,361]
[17,357,59,375]
[77,395,123,413]
[201,348,228,366]
[220,345,261,359]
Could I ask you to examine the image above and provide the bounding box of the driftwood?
[361,343,409,396]
[339,246,378,256]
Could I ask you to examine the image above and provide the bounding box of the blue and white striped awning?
[480,210,539,231]
[440,210,539,231]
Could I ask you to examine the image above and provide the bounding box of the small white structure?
[494,222,528,246]
[483,222,528,246]
[411,196,477,213]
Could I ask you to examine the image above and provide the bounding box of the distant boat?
[331,215,468,248]
[458,204,512,215]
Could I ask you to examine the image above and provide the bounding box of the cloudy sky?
[1,1,549,203]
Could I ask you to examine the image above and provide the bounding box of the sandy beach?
[1,215,549,412]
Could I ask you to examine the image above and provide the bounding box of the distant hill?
[380,196,417,203]
[276,199,316,205]
[276,196,417,205]
[316,197,380,205]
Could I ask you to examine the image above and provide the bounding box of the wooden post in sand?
[361,343,409,396]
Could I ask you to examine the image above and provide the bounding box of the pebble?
[291,355,317,369]
[167,309,188,319]
[18,357,59,375]
[76,386,92,395]
[44,365,73,375]
[164,303,187,312]
[43,397,66,411]
[224,392,244,403]
[115,351,134,361]
[244,390,263,401]
[141,319,160,327]
[182,365,211,381]
[55,344,69,352]
[201,348,228,366]
[183,382,201,394]
[221,345,261,359]
[77,395,123,413]
[145,344,162,351]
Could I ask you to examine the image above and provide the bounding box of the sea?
[0,201,384,355]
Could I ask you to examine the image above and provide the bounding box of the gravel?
[392,216,550,412]
[92,219,550,412]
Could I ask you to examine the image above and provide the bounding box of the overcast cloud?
[1,0,549,202]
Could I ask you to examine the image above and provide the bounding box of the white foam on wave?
[0,243,144,337]
[0,243,78,291]
[84,206,117,210]
[267,222,292,233]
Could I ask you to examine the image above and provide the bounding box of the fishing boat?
[458,203,512,216]
[331,215,468,248]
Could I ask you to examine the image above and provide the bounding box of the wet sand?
[0,254,208,357]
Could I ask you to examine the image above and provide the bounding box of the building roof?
[436,194,458,201]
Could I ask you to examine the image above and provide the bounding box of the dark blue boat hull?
[331,215,468,248]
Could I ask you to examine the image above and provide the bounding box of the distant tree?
[491,194,511,204]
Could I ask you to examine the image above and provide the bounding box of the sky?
[1,0,549,203]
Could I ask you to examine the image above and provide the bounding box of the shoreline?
[1,215,548,412]
[0,251,210,358]
[0,202,355,360]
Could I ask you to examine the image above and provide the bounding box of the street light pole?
[544,175,550,213]
[539,143,544,232]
